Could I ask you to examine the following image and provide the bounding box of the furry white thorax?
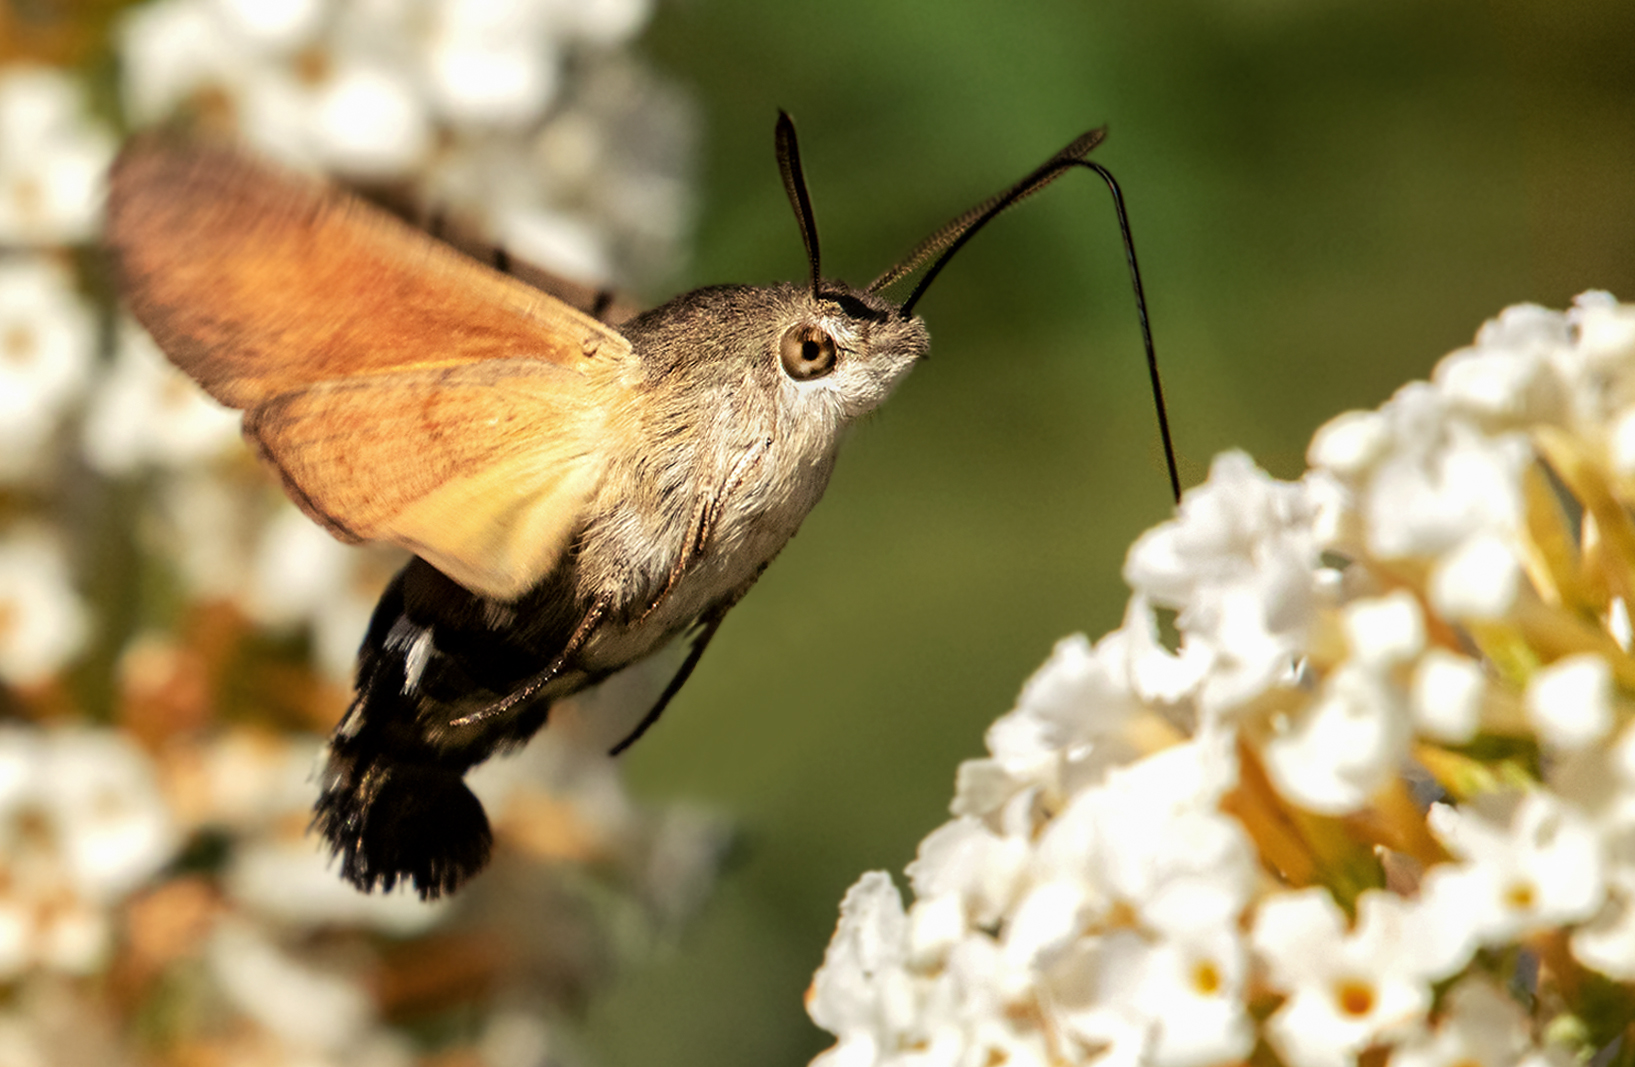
[572,285,927,672]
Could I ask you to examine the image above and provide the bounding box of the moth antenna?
[868,127,1106,298]
[775,110,822,301]
[870,129,1180,504]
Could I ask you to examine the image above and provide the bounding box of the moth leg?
[449,594,610,727]
[637,437,772,624]
[608,607,729,756]
[636,496,712,624]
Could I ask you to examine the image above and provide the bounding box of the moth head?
[766,110,1105,415]
[772,282,928,418]
[620,281,925,432]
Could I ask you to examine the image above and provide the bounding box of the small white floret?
[81,321,242,475]
[1263,663,1409,815]
[0,65,116,245]
[210,0,324,49]
[1252,889,1448,1067]
[37,729,180,903]
[1525,654,1614,750]
[1570,891,1635,981]
[1410,649,1487,744]
[0,256,95,480]
[1426,791,1606,944]
[311,64,430,177]
[1428,532,1521,620]
[1342,589,1425,667]
[207,920,376,1051]
[806,872,908,1041]
[0,531,90,688]
[1308,409,1390,475]
[1390,977,1535,1067]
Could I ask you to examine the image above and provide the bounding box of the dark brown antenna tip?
[775,110,822,302]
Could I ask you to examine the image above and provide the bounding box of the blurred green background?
[592,0,1635,1064]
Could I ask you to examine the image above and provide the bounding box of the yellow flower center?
[7,175,43,223]
[1334,978,1376,1018]
[3,323,36,366]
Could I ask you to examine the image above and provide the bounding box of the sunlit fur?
[577,282,928,667]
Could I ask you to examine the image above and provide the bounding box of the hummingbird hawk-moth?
[106,113,1161,899]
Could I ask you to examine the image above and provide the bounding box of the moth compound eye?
[779,325,838,381]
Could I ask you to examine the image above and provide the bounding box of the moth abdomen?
[315,745,492,899]
[315,559,574,898]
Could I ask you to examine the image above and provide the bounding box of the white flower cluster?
[0,65,114,246]
[0,707,727,1065]
[0,0,696,684]
[119,0,693,283]
[0,0,710,1061]
[808,293,1635,1067]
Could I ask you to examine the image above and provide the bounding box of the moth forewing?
[242,360,621,600]
[106,136,638,598]
[105,135,634,407]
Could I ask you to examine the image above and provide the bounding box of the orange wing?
[105,137,638,600]
[106,136,633,405]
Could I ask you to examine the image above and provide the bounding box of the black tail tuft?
[314,756,493,900]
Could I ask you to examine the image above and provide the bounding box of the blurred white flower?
[1524,653,1614,750]
[1055,926,1252,1067]
[211,0,327,50]
[1262,660,1410,814]
[1425,791,1606,946]
[495,206,614,283]
[118,0,241,123]
[227,837,445,934]
[0,530,90,687]
[0,726,179,978]
[1252,889,1456,1067]
[165,726,325,831]
[477,1009,557,1067]
[241,507,348,617]
[139,469,255,604]
[425,3,561,128]
[308,62,432,177]
[0,256,95,482]
[1408,648,1486,744]
[208,919,378,1052]
[547,0,651,45]
[1389,978,1552,1067]
[147,726,445,933]
[238,505,393,681]
[1427,530,1523,621]
[81,319,243,475]
[117,0,695,281]
[34,729,180,903]
[1124,450,1320,720]
[0,66,116,245]
[1340,590,1424,667]
[1558,722,1635,979]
